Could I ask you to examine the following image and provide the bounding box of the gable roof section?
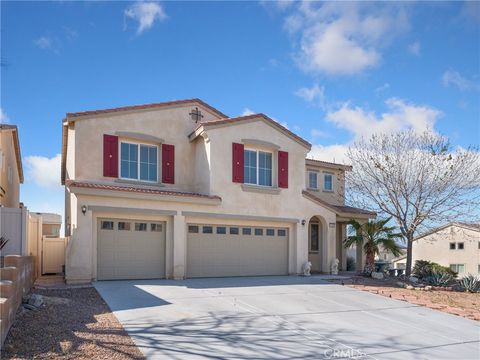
[306,158,352,171]
[65,98,228,120]
[0,124,24,183]
[413,222,480,242]
[302,190,376,218]
[189,113,311,149]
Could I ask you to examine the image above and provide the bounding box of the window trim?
[450,264,465,273]
[449,242,456,250]
[119,140,159,183]
[457,242,465,250]
[323,172,334,192]
[244,148,273,187]
[308,171,318,190]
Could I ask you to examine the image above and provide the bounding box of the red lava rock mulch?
[1,287,145,360]
[330,277,480,321]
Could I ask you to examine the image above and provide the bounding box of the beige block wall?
[0,130,20,208]
[0,255,35,346]
[412,226,480,276]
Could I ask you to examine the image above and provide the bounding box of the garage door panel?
[187,224,288,278]
[97,219,166,280]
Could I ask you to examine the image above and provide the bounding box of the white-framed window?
[323,173,333,191]
[120,141,158,182]
[449,242,456,250]
[450,264,465,273]
[308,171,318,189]
[244,149,272,186]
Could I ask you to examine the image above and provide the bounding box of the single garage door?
[187,224,288,278]
[97,218,166,280]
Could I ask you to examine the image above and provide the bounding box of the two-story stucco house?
[61,99,375,283]
[393,222,480,277]
[0,124,23,208]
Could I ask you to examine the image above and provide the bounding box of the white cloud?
[0,108,8,123]
[285,2,409,75]
[124,1,167,34]
[24,154,62,189]
[407,41,421,56]
[241,108,255,116]
[326,97,441,139]
[442,70,476,91]
[33,36,55,51]
[295,83,326,109]
[308,144,350,164]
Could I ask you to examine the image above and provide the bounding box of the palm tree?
[344,217,403,275]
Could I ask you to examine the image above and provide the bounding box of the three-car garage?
[96,218,290,280]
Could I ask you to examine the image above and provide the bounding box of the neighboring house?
[376,244,406,263]
[0,124,23,208]
[392,222,480,276]
[61,99,375,283]
[33,212,62,237]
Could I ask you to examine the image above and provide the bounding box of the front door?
[308,222,322,272]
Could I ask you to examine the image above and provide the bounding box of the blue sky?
[1,1,479,225]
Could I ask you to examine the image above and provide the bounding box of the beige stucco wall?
[70,104,219,193]
[305,165,345,206]
[0,130,21,208]
[410,225,480,276]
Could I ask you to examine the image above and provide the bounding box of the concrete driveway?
[94,276,479,359]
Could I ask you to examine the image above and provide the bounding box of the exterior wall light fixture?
[81,205,87,215]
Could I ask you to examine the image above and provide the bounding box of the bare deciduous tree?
[346,131,480,276]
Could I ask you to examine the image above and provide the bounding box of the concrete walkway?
[94,276,480,359]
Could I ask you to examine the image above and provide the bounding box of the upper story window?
[308,171,318,189]
[323,173,333,192]
[120,141,158,182]
[244,149,272,186]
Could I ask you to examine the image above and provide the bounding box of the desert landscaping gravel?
[329,276,480,321]
[1,287,145,359]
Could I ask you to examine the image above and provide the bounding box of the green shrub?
[459,274,480,293]
[346,257,356,271]
[412,260,457,279]
[425,269,455,287]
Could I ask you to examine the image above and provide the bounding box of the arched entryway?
[307,216,328,272]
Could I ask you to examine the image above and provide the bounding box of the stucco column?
[173,213,186,280]
[323,222,336,273]
[295,221,308,274]
[66,209,93,284]
[338,223,347,271]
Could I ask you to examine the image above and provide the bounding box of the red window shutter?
[232,143,244,183]
[103,135,118,178]
[278,151,288,188]
[162,144,175,184]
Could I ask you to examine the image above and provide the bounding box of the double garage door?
[186,224,289,278]
[97,219,288,280]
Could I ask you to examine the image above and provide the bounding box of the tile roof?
[302,190,376,217]
[65,98,228,119]
[192,113,311,149]
[66,180,222,201]
[305,158,352,170]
